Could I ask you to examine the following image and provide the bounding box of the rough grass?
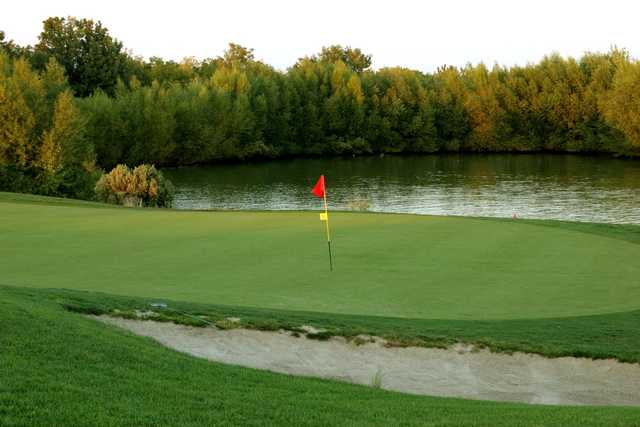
[2,192,640,320]
[2,288,640,426]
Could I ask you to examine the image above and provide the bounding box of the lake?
[163,154,640,224]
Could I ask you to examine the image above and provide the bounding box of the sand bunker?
[94,316,640,406]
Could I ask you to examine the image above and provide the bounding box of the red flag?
[311,175,325,198]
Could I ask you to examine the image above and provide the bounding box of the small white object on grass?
[149,303,168,308]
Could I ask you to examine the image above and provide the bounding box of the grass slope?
[9,285,639,363]
[1,192,640,320]
[2,288,640,426]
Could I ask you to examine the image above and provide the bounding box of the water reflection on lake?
[164,154,640,224]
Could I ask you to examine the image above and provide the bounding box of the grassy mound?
[1,192,640,320]
[2,287,640,426]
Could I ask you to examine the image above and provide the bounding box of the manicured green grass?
[1,192,640,320]
[2,287,640,426]
[2,193,640,425]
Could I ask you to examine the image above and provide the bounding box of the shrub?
[95,164,173,207]
[0,164,100,200]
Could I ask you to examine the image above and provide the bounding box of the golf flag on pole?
[311,175,333,271]
[311,175,325,198]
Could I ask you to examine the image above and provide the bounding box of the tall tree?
[316,45,372,73]
[221,43,256,68]
[0,55,39,167]
[0,30,28,58]
[39,90,90,173]
[35,17,128,96]
[600,54,640,150]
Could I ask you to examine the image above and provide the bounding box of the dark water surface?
[164,154,640,224]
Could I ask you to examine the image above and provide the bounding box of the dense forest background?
[1,17,640,199]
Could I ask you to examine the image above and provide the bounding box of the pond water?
[164,154,640,224]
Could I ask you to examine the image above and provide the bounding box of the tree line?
[1,17,640,199]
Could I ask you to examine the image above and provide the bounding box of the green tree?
[142,57,197,86]
[317,45,372,73]
[35,17,128,96]
[430,66,470,150]
[221,43,256,68]
[0,30,29,58]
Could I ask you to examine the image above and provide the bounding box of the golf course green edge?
[1,191,640,361]
[3,191,640,321]
[3,284,639,363]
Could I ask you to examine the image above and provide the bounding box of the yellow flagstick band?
[319,212,328,221]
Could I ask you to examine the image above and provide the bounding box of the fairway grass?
[1,192,640,320]
[2,287,640,426]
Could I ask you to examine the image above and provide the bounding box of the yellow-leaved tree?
[0,51,96,197]
[600,57,640,149]
[39,90,89,173]
[0,57,37,168]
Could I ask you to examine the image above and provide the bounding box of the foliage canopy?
[2,18,640,200]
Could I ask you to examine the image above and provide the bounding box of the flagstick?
[323,190,333,272]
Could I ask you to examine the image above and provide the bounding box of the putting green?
[1,193,639,320]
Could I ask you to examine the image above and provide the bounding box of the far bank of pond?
[163,154,640,224]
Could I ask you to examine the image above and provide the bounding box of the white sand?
[93,316,640,406]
